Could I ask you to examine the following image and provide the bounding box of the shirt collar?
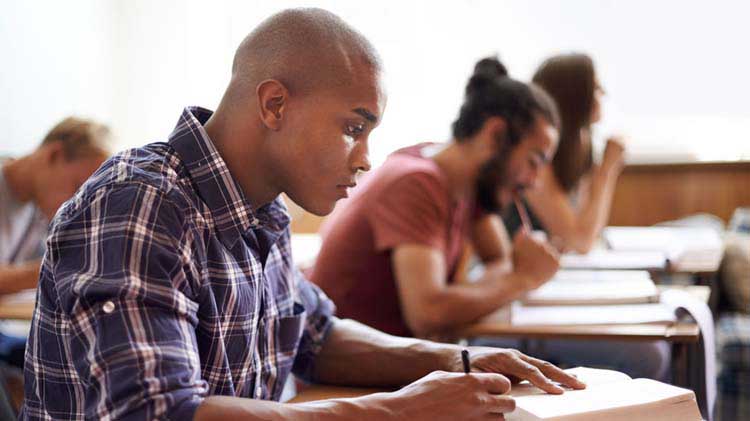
[169,106,289,249]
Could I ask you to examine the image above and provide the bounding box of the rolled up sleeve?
[53,183,207,420]
[291,268,336,382]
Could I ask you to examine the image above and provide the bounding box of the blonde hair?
[41,117,112,160]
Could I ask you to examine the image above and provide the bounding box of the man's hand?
[382,370,515,420]
[454,347,587,394]
[512,229,560,290]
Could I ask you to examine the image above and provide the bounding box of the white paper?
[560,250,667,270]
[524,270,658,305]
[290,233,322,269]
[511,302,676,326]
[603,226,724,272]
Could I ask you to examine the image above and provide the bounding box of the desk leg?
[672,341,689,388]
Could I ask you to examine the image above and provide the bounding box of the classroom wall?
[0,1,115,155]
[2,1,749,164]
[609,161,750,226]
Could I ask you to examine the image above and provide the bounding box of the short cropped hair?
[40,117,112,160]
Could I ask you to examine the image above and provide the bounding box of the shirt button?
[255,386,262,398]
[102,301,115,314]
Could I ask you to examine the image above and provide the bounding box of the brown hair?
[41,117,112,160]
[532,53,596,193]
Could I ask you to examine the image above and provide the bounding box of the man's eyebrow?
[353,108,378,124]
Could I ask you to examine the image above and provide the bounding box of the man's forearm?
[312,319,460,387]
[0,260,41,295]
[195,393,394,421]
[409,265,530,335]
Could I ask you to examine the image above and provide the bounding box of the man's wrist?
[296,392,397,421]
[506,270,537,293]
[429,342,463,373]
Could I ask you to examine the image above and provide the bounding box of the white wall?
[2,0,749,164]
[0,0,115,155]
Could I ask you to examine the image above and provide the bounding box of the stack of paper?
[560,249,667,270]
[603,226,724,272]
[510,302,675,326]
[523,270,659,306]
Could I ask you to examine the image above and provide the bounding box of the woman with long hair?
[505,53,625,253]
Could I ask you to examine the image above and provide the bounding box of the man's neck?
[204,113,281,212]
[430,141,479,201]
[2,156,34,203]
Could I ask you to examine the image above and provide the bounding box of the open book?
[507,367,702,420]
[523,270,659,306]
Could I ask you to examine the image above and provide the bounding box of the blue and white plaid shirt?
[22,107,336,420]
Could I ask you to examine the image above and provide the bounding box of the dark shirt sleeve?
[291,268,336,382]
[49,182,206,420]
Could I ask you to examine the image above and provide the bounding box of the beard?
[475,152,512,214]
[475,142,524,214]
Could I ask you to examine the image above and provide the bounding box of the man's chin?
[301,199,338,217]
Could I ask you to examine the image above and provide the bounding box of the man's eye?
[345,123,365,137]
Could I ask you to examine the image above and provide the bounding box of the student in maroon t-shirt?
[311,56,672,384]
[311,56,562,337]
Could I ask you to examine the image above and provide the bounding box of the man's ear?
[479,116,509,153]
[256,79,289,131]
[39,140,66,165]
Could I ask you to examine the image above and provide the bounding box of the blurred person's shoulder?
[379,142,445,181]
[52,142,190,225]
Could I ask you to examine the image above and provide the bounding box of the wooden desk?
[0,291,35,320]
[451,285,707,344]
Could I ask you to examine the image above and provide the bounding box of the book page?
[508,378,700,421]
[510,367,631,398]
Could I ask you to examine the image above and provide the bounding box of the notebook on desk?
[510,302,676,326]
[522,270,659,306]
[560,250,668,271]
[507,367,702,420]
[603,226,724,273]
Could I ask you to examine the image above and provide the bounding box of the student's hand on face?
[602,137,626,175]
[512,229,560,290]
[462,347,587,394]
[388,370,515,420]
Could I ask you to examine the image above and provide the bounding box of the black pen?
[461,349,471,374]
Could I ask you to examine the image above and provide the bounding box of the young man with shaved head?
[22,9,583,420]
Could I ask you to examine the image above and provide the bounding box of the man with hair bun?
[23,9,583,421]
[312,56,563,339]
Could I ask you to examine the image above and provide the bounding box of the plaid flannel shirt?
[22,107,336,420]
[716,313,750,420]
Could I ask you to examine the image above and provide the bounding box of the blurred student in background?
[0,117,111,366]
[504,53,626,253]
[311,57,562,338]
[498,53,669,381]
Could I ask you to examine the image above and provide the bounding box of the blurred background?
[2,0,749,167]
